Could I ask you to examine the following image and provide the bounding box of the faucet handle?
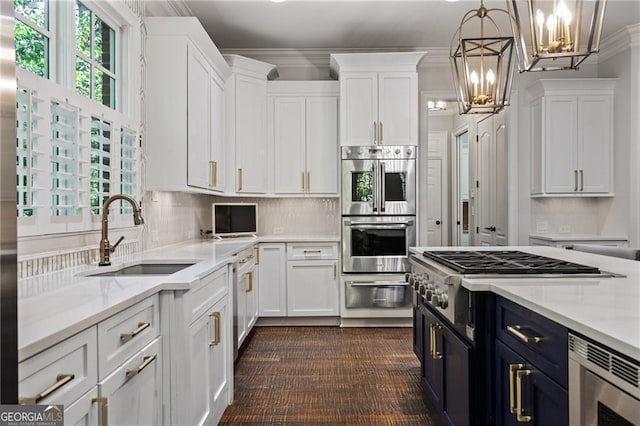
[111,235,125,252]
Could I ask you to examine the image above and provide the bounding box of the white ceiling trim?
[598,23,640,62]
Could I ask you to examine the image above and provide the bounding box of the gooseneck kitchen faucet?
[99,194,144,266]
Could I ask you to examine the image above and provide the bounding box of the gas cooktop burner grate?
[421,250,601,275]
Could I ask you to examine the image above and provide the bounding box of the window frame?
[15,0,142,239]
[14,0,55,79]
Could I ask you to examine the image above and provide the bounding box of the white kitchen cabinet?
[477,111,508,246]
[269,81,339,195]
[225,55,277,194]
[186,294,230,426]
[144,17,231,193]
[236,245,258,348]
[258,243,287,317]
[528,79,615,196]
[169,264,233,426]
[330,52,425,146]
[286,243,339,317]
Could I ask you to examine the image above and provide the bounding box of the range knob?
[418,284,427,296]
[395,148,401,155]
[430,293,440,306]
[406,148,412,155]
[439,293,449,309]
[357,148,363,155]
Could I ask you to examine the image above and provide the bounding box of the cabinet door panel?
[306,96,338,193]
[258,244,287,316]
[64,387,99,426]
[378,72,418,145]
[544,96,578,193]
[209,297,230,425]
[187,46,211,190]
[273,97,306,193]
[287,260,339,316]
[188,310,214,425]
[210,77,226,191]
[340,73,378,146]
[494,113,508,246]
[420,305,443,410]
[235,75,267,193]
[579,95,611,193]
[477,117,494,246]
[441,325,471,426]
[237,272,249,344]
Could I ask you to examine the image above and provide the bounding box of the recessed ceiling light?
[445,0,459,2]
[271,0,285,3]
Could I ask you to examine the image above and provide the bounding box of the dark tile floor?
[220,326,434,425]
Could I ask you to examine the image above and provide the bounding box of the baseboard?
[256,317,341,326]
[340,317,412,327]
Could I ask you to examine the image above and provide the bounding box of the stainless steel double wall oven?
[341,145,417,310]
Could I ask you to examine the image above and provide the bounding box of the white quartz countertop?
[18,238,261,361]
[411,246,640,361]
[19,235,340,361]
[529,233,629,242]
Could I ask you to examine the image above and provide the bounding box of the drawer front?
[186,266,228,324]
[496,297,568,388]
[237,245,257,265]
[97,295,160,380]
[19,327,98,408]
[287,243,338,260]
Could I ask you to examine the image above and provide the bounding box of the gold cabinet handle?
[125,354,157,379]
[256,247,260,265]
[120,322,151,343]
[302,171,305,191]
[92,396,109,426]
[429,324,435,358]
[379,122,383,144]
[19,373,75,404]
[373,121,378,144]
[333,263,337,280]
[432,323,443,360]
[306,171,310,192]
[209,311,221,346]
[246,271,253,292]
[238,168,243,191]
[509,364,526,414]
[506,325,541,344]
[209,160,217,187]
[574,170,578,191]
[580,169,584,191]
[516,369,533,422]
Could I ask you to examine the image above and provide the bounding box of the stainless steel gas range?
[409,249,612,331]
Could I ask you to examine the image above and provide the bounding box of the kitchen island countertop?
[411,246,640,361]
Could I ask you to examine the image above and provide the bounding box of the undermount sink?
[82,262,197,277]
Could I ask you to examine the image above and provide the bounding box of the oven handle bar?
[346,281,410,287]
[345,220,414,227]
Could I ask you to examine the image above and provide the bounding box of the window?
[14,0,51,78]
[75,1,116,108]
[119,128,137,214]
[16,86,44,217]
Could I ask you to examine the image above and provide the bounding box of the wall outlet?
[559,225,571,233]
[273,226,284,234]
[536,221,549,233]
[151,230,159,242]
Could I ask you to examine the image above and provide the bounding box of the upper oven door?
[342,216,416,273]
[380,158,415,215]
[342,158,377,215]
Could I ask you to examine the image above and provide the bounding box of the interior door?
[426,158,443,246]
[477,116,494,246]
[494,112,508,246]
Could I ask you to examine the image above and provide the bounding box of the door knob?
[436,220,441,225]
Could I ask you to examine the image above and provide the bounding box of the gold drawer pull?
[210,161,217,187]
[238,168,243,191]
[246,271,253,292]
[92,396,109,426]
[125,355,156,379]
[19,373,75,404]
[431,323,443,360]
[516,369,533,422]
[209,312,221,346]
[509,364,525,414]
[507,325,541,344]
[120,322,151,343]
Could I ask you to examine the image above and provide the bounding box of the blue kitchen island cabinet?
[420,303,472,426]
[495,296,568,425]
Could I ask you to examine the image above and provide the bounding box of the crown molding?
[145,0,192,17]
[597,24,640,62]
[218,47,453,69]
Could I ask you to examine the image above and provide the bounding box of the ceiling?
[179,0,640,51]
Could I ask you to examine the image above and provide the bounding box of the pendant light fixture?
[508,0,607,71]
[450,0,518,114]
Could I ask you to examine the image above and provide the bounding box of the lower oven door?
[342,215,415,273]
[345,280,412,309]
